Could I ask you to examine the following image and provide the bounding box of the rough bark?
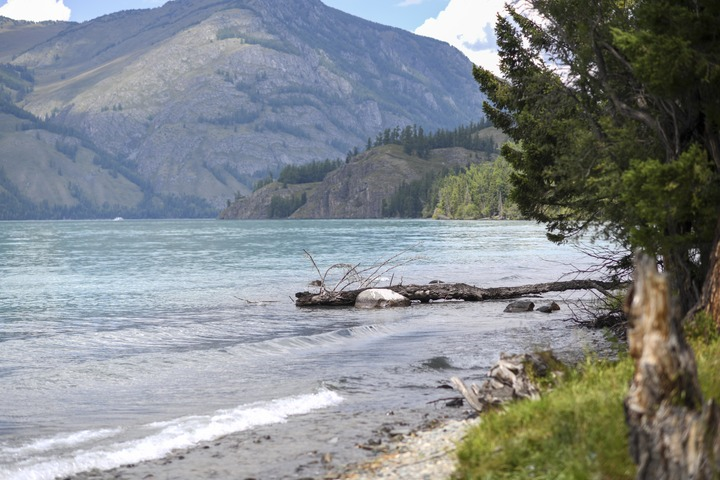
[294,279,622,307]
[701,217,720,328]
[624,254,720,479]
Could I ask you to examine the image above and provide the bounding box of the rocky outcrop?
[536,301,560,313]
[218,182,316,219]
[221,145,487,219]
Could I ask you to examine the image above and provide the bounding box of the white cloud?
[0,0,71,22]
[398,0,423,6]
[415,0,506,75]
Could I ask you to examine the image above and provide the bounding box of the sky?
[0,0,507,73]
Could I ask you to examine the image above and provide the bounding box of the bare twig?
[303,245,422,294]
[303,249,326,293]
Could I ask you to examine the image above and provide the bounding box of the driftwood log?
[624,254,720,479]
[450,352,553,412]
[295,279,622,307]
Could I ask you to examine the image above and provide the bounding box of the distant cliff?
[0,0,487,218]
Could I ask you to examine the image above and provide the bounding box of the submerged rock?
[355,289,411,308]
[537,301,561,313]
[504,300,535,312]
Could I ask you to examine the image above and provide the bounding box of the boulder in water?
[355,289,411,308]
[504,300,535,312]
[536,301,560,313]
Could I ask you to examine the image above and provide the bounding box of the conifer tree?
[476,0,720,317]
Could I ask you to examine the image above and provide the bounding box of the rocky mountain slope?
[0,62,214,219]
[1,0,486,218]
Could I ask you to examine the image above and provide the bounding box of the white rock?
[355,289,411,308]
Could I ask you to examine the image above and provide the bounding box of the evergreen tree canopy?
[277,158,342,184]
[368,120,495,158]
[476,0,720,314]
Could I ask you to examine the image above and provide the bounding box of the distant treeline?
[431,158,520,219]
[371,120,521,219]
[382,170,446,218]
[0,64,34,102]
[269,192,307,218]
[278,158,343,184]
[254,158,342,191]
[367,118,496,158]
[249,119,520,220]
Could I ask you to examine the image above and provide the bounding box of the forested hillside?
[220,122,515,219]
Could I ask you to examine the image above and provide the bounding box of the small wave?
[0,389,342,480]
[240,323,397,356]
[0,428,122,459]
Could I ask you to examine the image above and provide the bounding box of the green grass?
[454,333,720,480]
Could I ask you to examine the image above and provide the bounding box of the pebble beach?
[338,417,479,480]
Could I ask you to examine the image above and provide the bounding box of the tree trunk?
[294,279,622,307]
[701,217,720,328]
[664,247,701,318]
[624,254,720,479]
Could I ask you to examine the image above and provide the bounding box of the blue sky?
[0,0,506,73]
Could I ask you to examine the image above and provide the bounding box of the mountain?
[1,0,485,217]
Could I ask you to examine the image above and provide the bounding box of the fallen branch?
[450,352,554,413]
[295,279,626,307]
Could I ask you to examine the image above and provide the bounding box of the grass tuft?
[455,356,635,479]
[455,333,720,480]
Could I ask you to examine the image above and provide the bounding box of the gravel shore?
[338,417,480,480]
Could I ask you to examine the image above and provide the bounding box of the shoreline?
[66,326,615,480]
[67,408,478,480]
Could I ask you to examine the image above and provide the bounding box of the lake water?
[0,219,615,479]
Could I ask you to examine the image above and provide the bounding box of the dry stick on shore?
[295,279,625,307]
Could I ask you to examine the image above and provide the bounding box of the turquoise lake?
[0,219,615,479]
